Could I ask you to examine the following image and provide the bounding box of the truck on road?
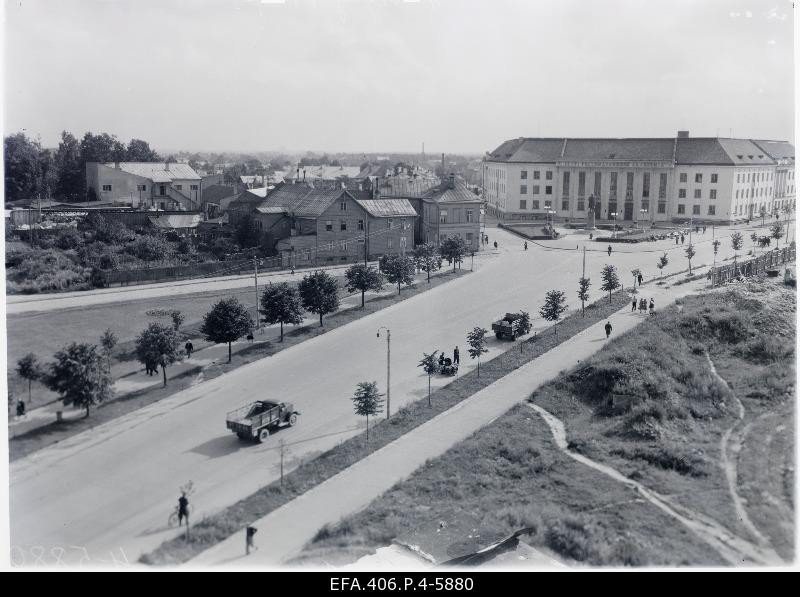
[491,312,528,340]
[226,401,300,442]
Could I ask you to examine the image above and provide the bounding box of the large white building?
[484,133,795,224]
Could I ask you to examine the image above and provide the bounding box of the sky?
[2,0,795,154]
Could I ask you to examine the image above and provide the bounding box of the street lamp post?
[377,327,391,419]
[610,212,617,238]
[639,208,647,231]
[547,209,556,237]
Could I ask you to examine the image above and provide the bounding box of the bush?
[126,235,174,261]
[736,335,794,364]
[55,228,82,250]
[543,516,598,562]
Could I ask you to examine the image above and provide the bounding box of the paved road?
[190,275,709,567]
[8,226,742,567]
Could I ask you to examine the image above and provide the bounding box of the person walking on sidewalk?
[607,245,612,256]
[185,340,193,359]
[631,297,637,312]
[177,492,190,527]
[638,273,643,286]
[604,321,613,339]
[638,297,647,313]
[524,241,528,251]
[453,346,460,365]
[649,298,655,315]
[494,241,498,250]
[246,526,258,555]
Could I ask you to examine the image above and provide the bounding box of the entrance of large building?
[594,202,601,220]
[624,203,633,220]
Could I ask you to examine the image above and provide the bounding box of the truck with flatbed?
[492,312,526,340]
[226,400,300,442]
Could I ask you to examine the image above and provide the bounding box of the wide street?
[8,224,752,566]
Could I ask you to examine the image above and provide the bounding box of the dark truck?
[492,312,526,340]
[226,400,300,442]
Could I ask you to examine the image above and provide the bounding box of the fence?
[98,258,260,287]
[709,245,796,287]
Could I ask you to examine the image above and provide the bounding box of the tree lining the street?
[466,327,489,376]
[344,264,384,307]
[351,381,384,442]
[260,282,304,341]
[201,297,254,363]
[600,264,620,302]
[298,270,340,326]
[540,290,568,336]
[413,243,442,282]
[135,322,183,387]
[44,343,113,417]
[379,254,415,294]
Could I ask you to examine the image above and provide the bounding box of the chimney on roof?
[449,173,455,189]
[677,131,690,139]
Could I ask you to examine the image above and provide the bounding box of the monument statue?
[586,194,597,230]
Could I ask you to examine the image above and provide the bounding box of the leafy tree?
[440,236,468,271]
[656,253,669,279]
[466,327,489,376]
[413,243,442,282]
[126,138,161,162]
[100,328,117,373]
[17,353,42,405]
[55,228,82,250]
[54,131,83,201]
[4,132,43,202]
[351,381,384,442]
[170,310,185,331]
[235,214,261,249]
[418,351,439,407]
[135,322,183,387]
[260,282,304,341]
[45,343,112,417]
[730,231,744,267]
[759,205,767,228]
[345,264,384,307]
[201,297,254,362]
[600,264,620,303]
[577,277,591,317]
[379,254,415,294]
[298,270,340,326]
[126,235,173,261]
[685,243,696,274]
[770,221,784,248]
[539,290,568,336]
[517,310,532,336]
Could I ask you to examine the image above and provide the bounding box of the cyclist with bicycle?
[178,491,190,527]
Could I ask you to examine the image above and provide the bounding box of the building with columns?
[484,133,794,225]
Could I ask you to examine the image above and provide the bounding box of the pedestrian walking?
[589,233,593,240]
[638,298,647,313]
[246,526,258,555]
[703,226,707,234]
[16,399,25,417]
[246,332,254,343]
[185,340,194,359]
[177,492,190,527]
[524,241,528,250]
[649,298,655,315]
[607,245,612,256]
[638,273,643,286]
[675,236,679,245]
[632,297,637,312]
[604,321,612,339]
[681,235,685,244]
[493,241,498,250]
[453,346,460,365]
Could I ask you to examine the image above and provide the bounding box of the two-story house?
[85,162,202,210]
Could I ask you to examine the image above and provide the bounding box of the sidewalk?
[189,272,712,567]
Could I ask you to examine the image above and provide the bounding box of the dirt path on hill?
[527,402,783,566]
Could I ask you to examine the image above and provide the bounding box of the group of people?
[438,346,460,368]
[632,296,656,315]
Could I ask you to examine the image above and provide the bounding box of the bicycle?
[168,480,195,527]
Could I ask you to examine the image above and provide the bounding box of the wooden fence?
[709,245,796,287]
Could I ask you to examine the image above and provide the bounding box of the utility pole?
[253,256,259,330]
[279,439,287,487]
[582,246,586,279]
[364,219,368,266]
[377,327,391,419]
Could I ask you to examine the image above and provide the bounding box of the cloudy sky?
[3,0,795,154]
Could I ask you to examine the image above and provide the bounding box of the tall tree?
[413,243,442,282]
[417,351,440,408]
[656,253,669,279]
[684,243,696,274]
[100,329,117,373]
[135,322,183,387]
[126,138,161,162]
[539,290,568,336]
[517,310,533,336]
[16,353,42,405]
[730,231,744,270]
[466,327,489,376]
[54,131,83,201]
[351,381,384,442]
[45,343,113,417]
[4,132,42,202]
[260,282,304,341]
[600,264,620,303]
[440,236,468,271]
[379,254,416,294]
[298,270,340,327]
[345,264,384,307]
[770,221,784,249]
[201,297,254,363]
[170,310,185,331]
[577,277,591,317]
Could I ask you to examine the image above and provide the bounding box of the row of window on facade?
[734,187,773,199]
[324,219,410,232]
[736,171,776,184]
[676,204,716,216]
[519,172,671,200]
[319,236,408,251]
[439,209,475,224]
[100,184,199,192]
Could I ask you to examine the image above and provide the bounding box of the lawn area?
[140,288,635,566]
[292,277,795,567]
[8,268,468,461]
